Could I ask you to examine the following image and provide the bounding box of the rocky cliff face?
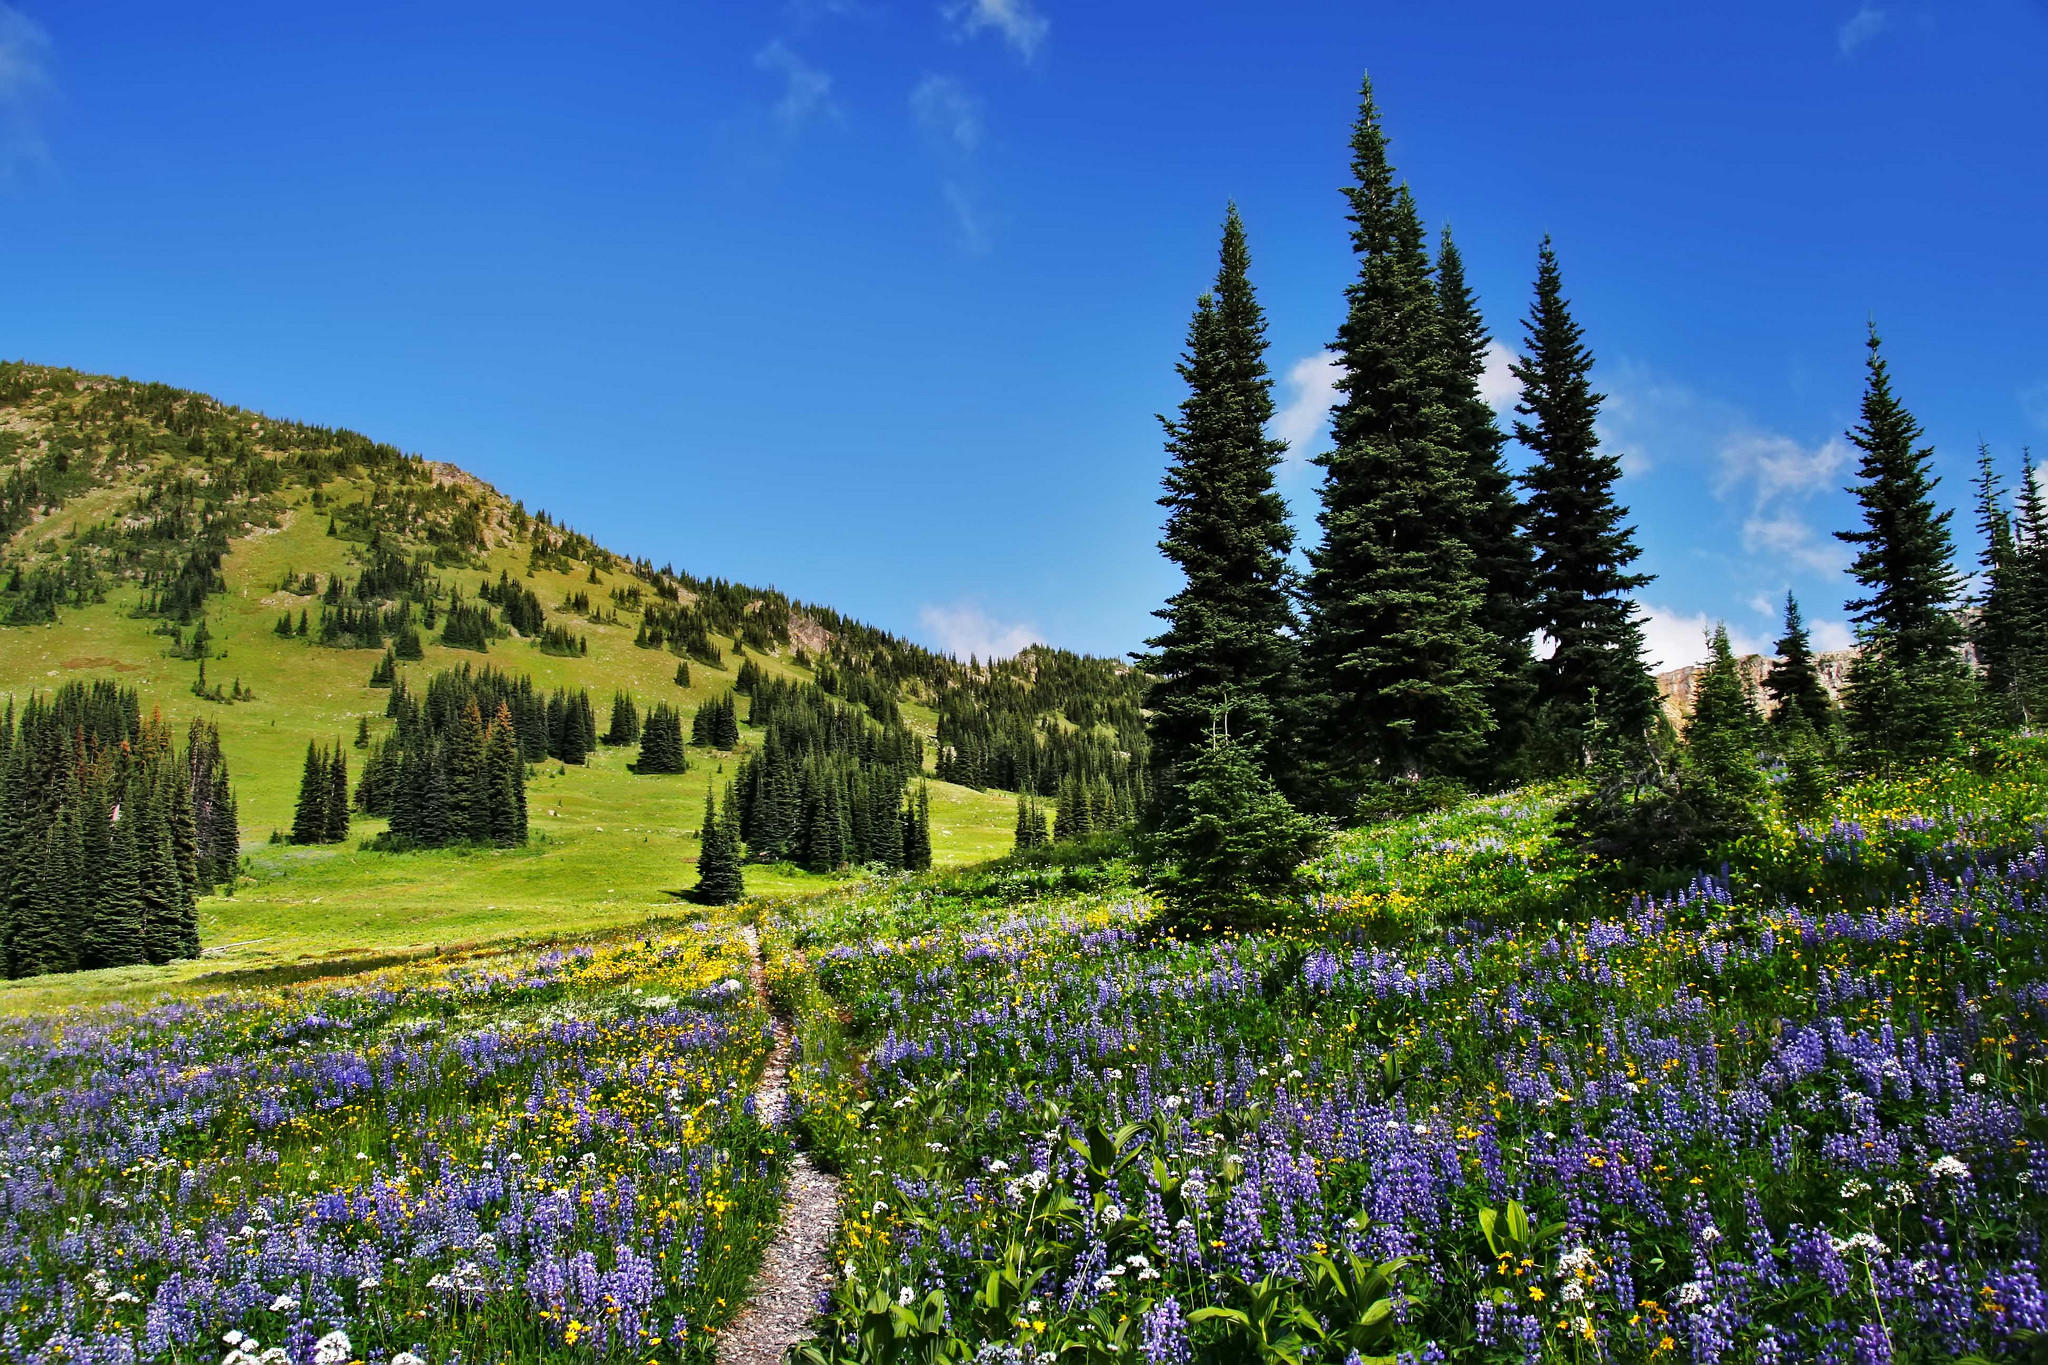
[1655,649,1858,725]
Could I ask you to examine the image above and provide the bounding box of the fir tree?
[1514,237,1657,762]
[81,818,147,969]
[12,812,76,977]
[694,792,745,905]
[903,784,933,872]
[1013,794,1048,852]
[1436,226,1538,780]
[605,691,641,746]
[1145,205,1300,802]
[1834,327,1973,763]
[1762,592,1834,737]
[1301,77,1495,799]
[1681,624,1766,843]
[324,746,351,843]
[1970,443,2030,724]
[636,705,688,774]
[1149,728,1325,936]
[291,742,328,844]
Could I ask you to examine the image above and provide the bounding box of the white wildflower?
[897,1286,916,1307]
[1930,1155,1971,1181]
[268,1295,299,1314]
[312,1330,352,1365]
[391,1355,426,1365]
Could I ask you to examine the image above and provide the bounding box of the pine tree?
[605,691,641,746]
[1149,729,1325,936]
[674,661,691,688]
[447,702,488,840]
[1012,794,1048,852]
[12,812,76,977]
[1145,205,1300,802]
[903,784,933,871]
[694,793,745,905]
[1301,77,1495,799]
[1835,327,1973,763]
[1681,625,1766,841]
[81,817,147,969]
[2010,452,2048,722]
[1763,593,1834,737]
[636,705,687,774]
[1514,237,1657,762]
[1970,443,2029,724]
[291,742,328,844]
[324,746,351,843]
[1436,226,1537,778]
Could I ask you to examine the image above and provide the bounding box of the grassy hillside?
[0,364,1058,1004]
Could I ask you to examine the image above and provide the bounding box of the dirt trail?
[717,926,841,1365]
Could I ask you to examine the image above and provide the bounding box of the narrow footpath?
[717,926,842,1365]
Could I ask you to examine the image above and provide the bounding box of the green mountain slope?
[0,362,1143,1006]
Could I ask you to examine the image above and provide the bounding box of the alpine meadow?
[3,12,2048,1365]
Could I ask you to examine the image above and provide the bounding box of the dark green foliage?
[633,600,725,666]
[292,741,332,845]
[604,691,641,747]
[1776,705,1832,821]
[1144,205,1300,803]
[1437,227,1538,780]
[635,704,688,774]
[544,688,595,765]
[1834,329,1975,765]
[2010,453,2048,721]
[1680,625,1766,842]
[356,716,372,748]
[1762,593,1834,737]
[1147,730,1325,936]
[479,570,546,636]
[325,745,351,843]
[728,678,926,873]
[902,784,933,872]
[691,691,742,750]
[1013,795,1050,852]
[0,685,213,976]
[439,594,498,651]
[673,661,691,688]
[1514,239,1658,762]
[1300,80,1496,795]
[934,647,1147,813]
[1970,444,2046,726]
[353,668,532,848]
[693,792,745,905]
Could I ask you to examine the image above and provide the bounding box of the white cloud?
[940,181,991,253]
[1638,602,1767,673]
[754,41,835,135]
[1713,431,1852,575]
[918,602,1038,661]
[1478,341,1519,416]
[1810,617,1856,653]
[0,3,52,178]
[942,0,1048,60]
[911,74,982,153]
[1741,510,1849,575]
[1272,351,1340,463]
[1837,5,1888,54]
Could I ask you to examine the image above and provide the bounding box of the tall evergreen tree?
[1145,205,1300,802]
[1514,237,1657,761]
[291,742,328,845]
[324,746,351,843]
[1834,327,1973,762]
[1762,593,1834,736]
[1436,225,1537,777]
[1681,624,1766,841]
[604,691,641,746]
[694,792,744,905]
[1300,78,1495,798]
[1970,443,2030,723]
[81,818,146,969]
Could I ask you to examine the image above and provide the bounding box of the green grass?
[0,483,1021,1011]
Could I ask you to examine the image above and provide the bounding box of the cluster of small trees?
[290,742,352,844]
[604,692,641,747]
[0,686,239,977]
[935,647,1149,803]
[690,691,742,749]
[634,704,688,774]
[353,669,529,849]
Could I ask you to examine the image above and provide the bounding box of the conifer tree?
[324,746,351,843]
[636,705,687,774]
[1514,238,1657,761]
[1150,728,1324,936]
[605,691,641,746]
[1834,327,1973,762]
[81,819,146,969]
[1301,77,1495,799]
[1681,625,1766,842]
[2009,452,2048,721]
[1012,794,1048,852]
[13,812,76,976]
[291,742,328,845]
[1970,443,2029,724]
[1762,593,1834,737]
[903,784,933,871]
[694,792,745,904]
[1145,205,1300,802]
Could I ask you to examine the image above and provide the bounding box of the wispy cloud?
[911,74,982,153]
[942,0,1049,60]
[754,40,836,136]
[1717,431,1853,574]
[1837,5,1888,54]
[919,601,1038,660]
[1272,351,1340,463]
[939,181,992,253]
[0,2,53,179]
[1637,602,1768,673]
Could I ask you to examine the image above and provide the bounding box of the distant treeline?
[0,683,240,978]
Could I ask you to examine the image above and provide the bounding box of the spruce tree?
[1834,327,1973,762]
[291,742,328,845]
[1436,225,1537,778]
[1150,729,1324,936]
[13,813,76,977]
[324,746,351,843]
[694,793,744,905]
[1681,625,1766,842]
[1970,443,2028,724]
[605,691,641,746]
[1301,78,1495,800]
[81,818,147,969]
[1762,593,1834,737]
[1145,205,1300,801]
[1514,237,1657,761]
[903,784,933,871]
[2010,452,2048,721]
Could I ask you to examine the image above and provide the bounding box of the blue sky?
[4,2,2044,669]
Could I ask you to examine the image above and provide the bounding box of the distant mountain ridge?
[1655,648,1858,725]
